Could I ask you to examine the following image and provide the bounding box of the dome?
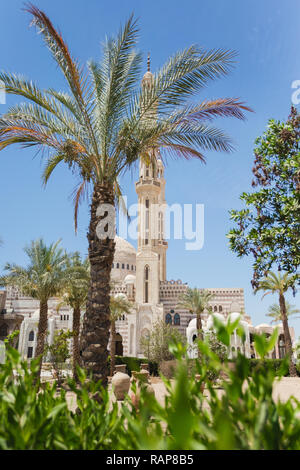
[227,312,241,324]
[255,323,273,329]
[114,293,127,300]
[124,274,136,285]
[111,236,137,283]
[142,71,154,81]
[114,236,136,256]
[187,318,197,329]
[32,309,40,319]
[207,313,225,330]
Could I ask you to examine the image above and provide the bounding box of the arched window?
[127,264,129,270]
[278,334,286,359]
[144,265,150,303]
[115,333,123,356]
[214,306,218,312]
[174,313,180,325]
[116,263,119,269]
[145,199,150,245]
[122,264,125,269]
[158,212,163,240]
[28,330,34,342]
[219,306,223,312]
[165,313,172,325]
[27,347,33,359]
[131,265,134,271]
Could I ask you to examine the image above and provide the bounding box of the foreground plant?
[1,320,300,449]
[0,5,250,384]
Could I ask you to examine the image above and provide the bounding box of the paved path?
[65,377,300,412]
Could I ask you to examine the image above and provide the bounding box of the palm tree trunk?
[81,182,115,386]
[35,300,48,379]
[279,293,297,377]
[72,305,81,381]
[110,319,116,377]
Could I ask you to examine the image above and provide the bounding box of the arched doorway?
[0,323,8,341]
[115,333,123,356]
[278,334,286,359]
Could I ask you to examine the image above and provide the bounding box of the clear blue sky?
[0,0,299,335]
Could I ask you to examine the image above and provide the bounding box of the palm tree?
[256,271,299,377]
[0,238,67,377]
[56,253,90,380]
[177,288,214,350]
[0,5,251,383]
[267,302,300,325]
[109,293,133,377]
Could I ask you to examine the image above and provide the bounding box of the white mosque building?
[0,66,294,362]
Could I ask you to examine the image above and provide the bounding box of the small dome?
[142,71,154,80]
[255,323,273,329]
[187,318,197,329]
[227,312,241,324]
[240,320,249,331]
[124,274,136,284]
[114,293,127,300]
[207,313,225,330]
[32,309,40,319]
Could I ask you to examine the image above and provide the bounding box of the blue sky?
[0,0,299,335]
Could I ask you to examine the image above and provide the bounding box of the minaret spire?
[147,52,151,72]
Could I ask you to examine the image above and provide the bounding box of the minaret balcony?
[136,177,161,189]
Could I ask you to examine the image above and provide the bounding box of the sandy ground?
[64,376,300,412]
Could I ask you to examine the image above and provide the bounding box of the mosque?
[0,63,294,362]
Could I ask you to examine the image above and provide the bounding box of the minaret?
[135,56,168,305]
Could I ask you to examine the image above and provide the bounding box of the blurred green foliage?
[1,320,300,449]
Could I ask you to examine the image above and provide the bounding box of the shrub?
[159,360,177,379]
[114,356,158,376]
[248,358,289,376]
[1,323,300,449]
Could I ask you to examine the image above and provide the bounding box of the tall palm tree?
[0,238,67,377]
[0,5,251,383]
[177,288,214,349]
[267,302,300,325]
[256,271,299,377]
[56,252,90,380]
[109,293,133,377]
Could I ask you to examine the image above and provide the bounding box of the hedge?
[248,358,290,376]
[114,356,159,376]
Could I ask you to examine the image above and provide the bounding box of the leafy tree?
[44,329,74,386]
[109,293,133,376]
[0,5,250,384]
[140,320,185,365]
[255,271,298,377]
[177,288,214,346]
[267,301,300,324]
[228,107,300,289]
[56,253,90,380]
[0,239,67,377]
